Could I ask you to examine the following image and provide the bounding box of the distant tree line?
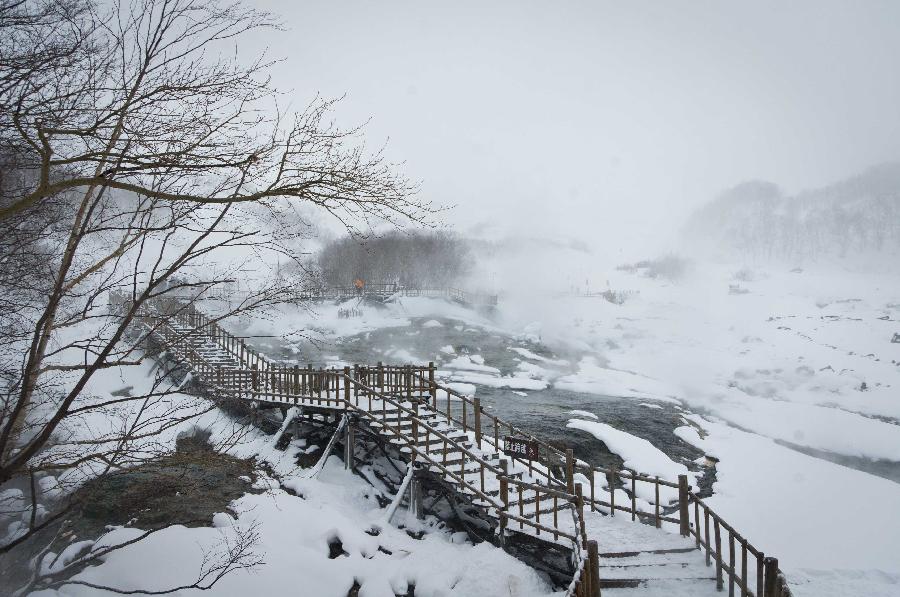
[683,164,900,261]
[317,231,472,288]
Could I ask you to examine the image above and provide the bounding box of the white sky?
[245,0,900,255]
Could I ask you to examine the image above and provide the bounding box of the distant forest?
[683,163,900,261]
[316,231,472,288]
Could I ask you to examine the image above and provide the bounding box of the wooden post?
[714,519,724,590]
[344,420,355,472]
[589,470,595,512]
[654,476,661,528]
[705,509,712,566]
[566,448,575,494]
[415,476,424,521]
[499,460,509,510]
[630,473,636,521]
[409,470,417,517]
[575,483,584,543]
[729,533,736,597]
[741,540,748,597]
[678,474,690,537]
[343,366,351,408]
[756,552,765,597]
[609,467,616,517]
[405,365,412,403]
[377,361,384,393]
[587,540,601,597]
[694,499,701,548]
[499,459,509,543]
[763,557,778,597]
[317,367,323,404]
[473,397,482,448]
[428,361,436,409]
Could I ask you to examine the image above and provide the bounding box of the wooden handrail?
[409,370,568,487]
[127,293,791,597]
[687,491,792,597]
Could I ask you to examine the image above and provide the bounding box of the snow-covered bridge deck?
[121,294,791,597]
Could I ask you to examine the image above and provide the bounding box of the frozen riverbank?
[226,261,900,595]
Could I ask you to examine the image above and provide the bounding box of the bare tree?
[0,0,431,592]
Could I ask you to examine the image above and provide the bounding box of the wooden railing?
[688,493,792,597]
[576,463,685,527]
[409,370,570,489]
[164,283,500,306]
[397,286,498,306]
[122,292,789,597]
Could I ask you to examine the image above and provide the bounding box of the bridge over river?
[116,293,792,597]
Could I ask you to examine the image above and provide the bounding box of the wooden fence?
[409,367,793,597]
[120,292,790,597]
[152,283,499,306]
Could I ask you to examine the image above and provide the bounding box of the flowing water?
[241,302,708,481]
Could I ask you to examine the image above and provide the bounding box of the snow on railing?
[120,292,790,597]
[689,493,792,597]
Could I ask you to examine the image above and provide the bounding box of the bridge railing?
[407,369,570,488]
[575,463,683,527]
[397,286,498,306]
[495,477,596,597]
[688,493,792,597]
[404,364,792,597]
[340,373,507,503]
[341,374,598,595]
[126,294,788,597]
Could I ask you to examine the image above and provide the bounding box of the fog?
[3,2,899,593]
[245,0,900,256]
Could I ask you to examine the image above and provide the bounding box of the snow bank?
[444,355,500,374]
[508,347,569,367]
[568,410,598,420]
[566,418,690,497]
[34,460,554,597]
[676,415,900,575]
[555,358,681,403]
[444,371,548,391]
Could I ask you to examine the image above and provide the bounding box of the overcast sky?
[246,0,900,254]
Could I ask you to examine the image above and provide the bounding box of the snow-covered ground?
[493,261,900,595]
[34,457,554,597]
[237,261,900,594]
[24,359,556,597]
[53,259,898,596]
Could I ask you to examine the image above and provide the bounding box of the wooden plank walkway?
[122,294,792,597]
[167,283,499,307]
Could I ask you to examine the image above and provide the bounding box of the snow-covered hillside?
[495,261,900,595]
[221,257,900,595]
[683,163,900,262]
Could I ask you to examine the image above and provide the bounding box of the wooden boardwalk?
[181,283,499,307]
[124,295,792,597]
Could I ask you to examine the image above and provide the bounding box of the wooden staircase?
[121,293,793,597]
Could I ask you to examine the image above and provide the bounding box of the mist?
[4,1,899,595]
[244,0,900,259]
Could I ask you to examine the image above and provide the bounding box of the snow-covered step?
[600,562,715,581]
[600,578,723,595]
